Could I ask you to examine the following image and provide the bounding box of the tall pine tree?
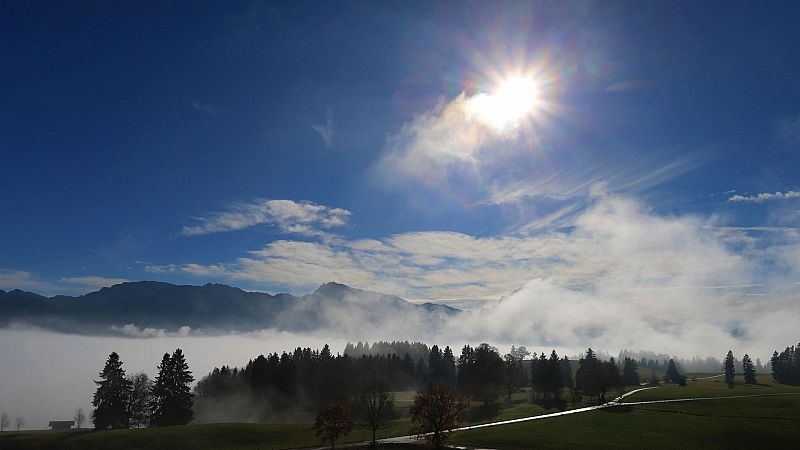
[559,356,574,397]
[723,350,736,387]
[150,349,195,426]
[576,348,601,401]
[665,359,682,384]
[92,352,133,430]
[442,346,456,385]
[622,357,639,386]
[742,354,757,384]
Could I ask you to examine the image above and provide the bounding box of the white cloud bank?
[165,194,800,357]
[728,190,800,203]
[181,199,351,237]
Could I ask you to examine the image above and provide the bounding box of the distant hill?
[0,281,459,336]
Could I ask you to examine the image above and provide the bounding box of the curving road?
[378,387,658,445]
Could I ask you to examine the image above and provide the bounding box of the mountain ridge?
[0,280,460,336]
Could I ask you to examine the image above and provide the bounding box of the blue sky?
[2,0,799,303]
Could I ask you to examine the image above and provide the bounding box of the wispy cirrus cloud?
[181,199,351,237]
[192,100,219,116]
[373,89,707,219]
[728,190,800,203]
[312,108,334,148]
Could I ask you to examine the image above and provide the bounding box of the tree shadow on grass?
[601,405,633,414]
[62,430,94,440]
[532,398,568,411]
[465,403,501,422]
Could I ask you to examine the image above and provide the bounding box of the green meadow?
[3,375,798,450]
[450,375,800,450]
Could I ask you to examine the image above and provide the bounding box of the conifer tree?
[622,357,640,386]
[92,352,133,430]
[559,356,574,397]
[530,352,541,400]
[576,348,601,401]
[429,345,443,383]
[170,348,195,424]
[537,352,548,399]
[546,350,563,401]
[442,346,456,385]
[665,359,682,383]
[723,350,736,387]
[150,349,194,426]
[742,354,757,384]
[456,345,474,387]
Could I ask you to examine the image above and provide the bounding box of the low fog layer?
[0,328,348,430]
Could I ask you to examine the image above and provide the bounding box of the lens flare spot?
[470,76,541,130]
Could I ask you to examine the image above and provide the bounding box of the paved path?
[378,387,659,445]
[692,373,724,380]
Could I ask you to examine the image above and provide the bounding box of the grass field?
[3,375,798,449]
[622,373,800,402]
[450,396,800,450]
[0,422,428,450]
[450,375,800,450]
[0,389,551,450]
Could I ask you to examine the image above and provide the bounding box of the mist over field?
[0,328,351,430]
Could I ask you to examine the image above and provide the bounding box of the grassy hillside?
[4,375,797,450]
[0,387,552,450]
[451,396,800,450]
[622,373,800,401]
[450,375,800,450]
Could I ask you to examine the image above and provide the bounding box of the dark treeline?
[88,341,799,430]
[344,341,431,363]
[771,342,800,385]
[194,342,645,423]
[194,342,455,422]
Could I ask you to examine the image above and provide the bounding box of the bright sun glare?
[471,76,540,130]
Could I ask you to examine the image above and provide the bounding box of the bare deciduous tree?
[0,411,9,431]
[74,407,86,430]
[354,382,395,447]
[127,372,152,428]
[15,416,25,431]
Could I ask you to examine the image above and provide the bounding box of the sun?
[470,76,541,130]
